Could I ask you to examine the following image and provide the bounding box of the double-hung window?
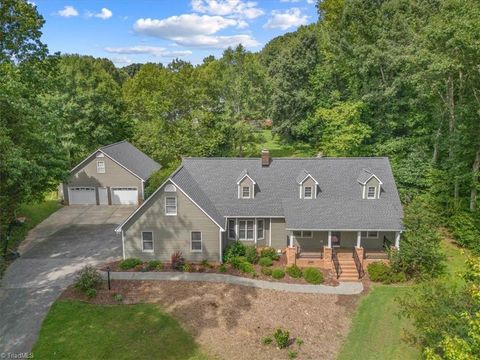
[361,231,379,238]
[304,186,313,199]
[257,219,264,240]
[367,186,376,199]
[96,160,105,173]
[293,230,312,238]
[239,220,254,241]
[191,231,202,252]
[142,231,153,252]
[242,186,251,199]
[165,196,177,215]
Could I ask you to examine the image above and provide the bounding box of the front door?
[98,187,108,205]
[331,232,341,247]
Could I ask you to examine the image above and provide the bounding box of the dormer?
[296,170,318,199]
[357,169,383,199]
[237,169,256,199]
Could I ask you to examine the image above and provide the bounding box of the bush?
[239,261,255,274]
[85,288,97,299]
[271,268,285,279]
[219,264,227,273]
[258,257,273,267]
[74,266,102,294]
[146,260,161,271]
[368,262,391,282]
[261,336,273,345]
[261,266,272,276]
[171,251,185,270]
[260,247,280,261]
[201,259,212,268]
[273,328,290,349]
[303,267,323,284]
[223,241,247,263]
[245,245,259,264]
[288,350,298,359]
[286,265,302,278]
[156,262,164,271]
[119,258,142,270]
[449,211,480,253]
[229,256,247,269]
[182,263,193,272]
[113,293,123,303]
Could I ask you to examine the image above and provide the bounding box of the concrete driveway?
[0,205,134,355]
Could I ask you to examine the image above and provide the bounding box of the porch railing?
[353,248,364,279]
[332,247,341,279]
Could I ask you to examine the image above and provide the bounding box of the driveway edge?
[101,271,364,295]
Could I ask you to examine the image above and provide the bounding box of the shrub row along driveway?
[0,205,133,355]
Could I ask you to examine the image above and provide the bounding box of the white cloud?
[58,5,78,18]
[105,46,192,57]
[111,56,132,65]
[134,14,237,38]
[191,0,264,19]
[87,8,113,20]
[306,0,315,4]
[264,8,308,30]
[172,34,260,48]
[280,0,301,3]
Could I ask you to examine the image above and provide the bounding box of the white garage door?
[111,187,138,205]
[69,187,96,205]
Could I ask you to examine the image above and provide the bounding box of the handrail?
[332,247,341,279]
[353,248,364,279]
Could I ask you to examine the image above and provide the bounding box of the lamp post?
[107,266,111,290]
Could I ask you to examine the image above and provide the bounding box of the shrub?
[245,245,259,264]
[74,266,102,294]
[296,338,304,347]
[286,265,302,278]
[271,268,285,279]
[449,211,480,253]
[261,266,272,276]
[119,258,142,270]
[288,350,298,359]
[239,261,255,274]
[219,264,227,273]
[258,257,273,267]
[223,241,247,263]
[113,293,123,303]
[201,259,212,268]
[260,247,280,261]
[368,262,391,282]
[146,260,161,271]
[171,251,185,270]
[85,288,97,299]
[156,262,164,271]
[261,336,273,345]
[229,256,247,269]
[273,328,290,349]
[303,267,323,284]
[182,263,193,272]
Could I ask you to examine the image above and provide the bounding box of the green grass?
[33,300,210,360]
[8,195,62,251]
[258,130,314,157]
[337,285,419,360]
[441,238,468,280]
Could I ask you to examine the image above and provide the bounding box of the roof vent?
[261,149,270,167]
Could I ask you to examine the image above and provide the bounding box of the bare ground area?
[61,280,360,360]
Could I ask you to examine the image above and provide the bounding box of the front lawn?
[258,130,314,157]
[33,300,209,360]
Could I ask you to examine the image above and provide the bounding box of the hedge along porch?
[285,230,401,280]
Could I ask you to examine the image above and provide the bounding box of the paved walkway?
[104,271,364,294]
[0,205,133,355]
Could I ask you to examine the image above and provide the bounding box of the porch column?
[289,234,294,247]
[356,231,362,248]
[327,231,332,248]
[395,231,401,250]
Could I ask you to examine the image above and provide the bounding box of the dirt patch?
[62,280,361,360]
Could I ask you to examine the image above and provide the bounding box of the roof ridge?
[100,140,128,149]
[182,156,389,160]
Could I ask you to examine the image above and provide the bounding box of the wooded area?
[1,1,480,357]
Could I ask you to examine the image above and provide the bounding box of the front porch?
[286,230,401,280]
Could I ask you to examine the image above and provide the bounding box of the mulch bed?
[61,279,361,360]
[101,254,339,287]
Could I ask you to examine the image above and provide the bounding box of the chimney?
[261,149,270,167]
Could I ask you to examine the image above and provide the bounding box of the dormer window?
[242,186,251,199]
[237,169,255,199]
[367,186,376,199]
[358,169,383,200]
[304,186,313,199]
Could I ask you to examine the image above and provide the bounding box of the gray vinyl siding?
[270,218,288,249]
[239,177,254,198]
[123,181,220,262]
[291,230,394,250]
[64,153,143,204]
[294,231,327,251]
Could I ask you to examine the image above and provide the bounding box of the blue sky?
[33,0,318,66]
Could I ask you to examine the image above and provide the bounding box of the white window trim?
[303,186,313,199]
[96,160,105,174]
[367,186,377,199]
[238,219,254,241]
[228,219,236,240]
[362,231,379,239]
[241,186,251,199]
[141,231,154,252]
[257,219,264,240]
[293,230,312,238]
[165,196,177,216]
[190,231,202,252]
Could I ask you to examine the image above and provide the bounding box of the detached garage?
[62,141,161,206]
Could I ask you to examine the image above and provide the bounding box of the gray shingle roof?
[100,141,161,180]
[170,157,403,230]
[357,168,381,184]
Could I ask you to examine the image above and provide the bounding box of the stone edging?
[101,271,363,295]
